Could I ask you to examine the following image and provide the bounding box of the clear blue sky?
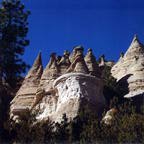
[3,0,144,67]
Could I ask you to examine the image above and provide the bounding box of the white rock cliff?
[37,73,105,122]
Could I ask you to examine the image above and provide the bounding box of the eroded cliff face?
[111,35,144,98]
[10,46,105,122]
[37,73,105,122]
[10,36,144,122]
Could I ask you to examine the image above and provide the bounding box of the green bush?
[2,102,143,144]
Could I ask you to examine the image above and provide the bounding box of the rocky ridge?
[10,35,144,122]
[10,46,105,122]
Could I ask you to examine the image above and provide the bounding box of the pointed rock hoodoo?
[85,48,101,77]
[125,34,143,58]
[69,47,77,63]
[32,53,60,114]
[40,53,59,90]
[58,50,71,75]
[26,52,43,79]
[41,53,59,80]
[68,45,89,74]
[111,35,144,98]
[10,52,43,117]
[99,55,105,67]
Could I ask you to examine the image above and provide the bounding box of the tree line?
[0,0,30,142]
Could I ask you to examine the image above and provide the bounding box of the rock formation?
[102,108,118,125]
[99,54,114,68]
[58,50,71,75]
[10,52,43,117]
[10,47,105,122]
[37,73,105,122]
[85,48,101,77]
[33,53,60,117]
[10,35,144,122]
[111,35,144,98]
[67,46,89,74]
[69,47,77,63]
[40,52,59,90]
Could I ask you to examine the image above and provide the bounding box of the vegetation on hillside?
[2,101,143,144]
[0,0,30,88]
[0,0,30,142]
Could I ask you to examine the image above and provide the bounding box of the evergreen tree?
[0,0,30,88]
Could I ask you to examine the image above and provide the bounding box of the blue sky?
[2,0,144,67]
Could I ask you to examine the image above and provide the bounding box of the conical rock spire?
[68,46,89,74]
[112,35,144,80]
[85,48,101,77]
[26,52,43,78]
[58,50,71,75]
[10,52,43,116]
[111,35,144,98]
[39,53,59,94]
[125,34,144,58]
[41,53,59,80]
[69,47,77,63]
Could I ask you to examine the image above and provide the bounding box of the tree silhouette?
[0,0,30,88]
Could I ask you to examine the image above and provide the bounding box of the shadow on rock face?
[116,74,133,97]
[116,74,144,112]
[130,94,144,113]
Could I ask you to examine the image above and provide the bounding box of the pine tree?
[0,0,30,88]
